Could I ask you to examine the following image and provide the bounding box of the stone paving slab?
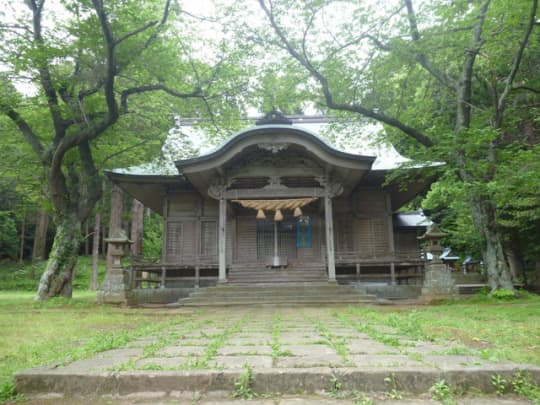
[15,306,540,401]
[212,355,273,369]
[218,345,272,355]
[156,345,206,356]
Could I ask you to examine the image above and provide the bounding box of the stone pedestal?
[419,223,456,301]
[421,260,457,299]
[98,233,132,304]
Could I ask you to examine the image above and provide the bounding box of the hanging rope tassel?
[293,207,302,217]
[256,209,266,219]
[274,209,283,222]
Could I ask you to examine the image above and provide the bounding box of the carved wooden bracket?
[208,184,227,199]
[257,142,290,153]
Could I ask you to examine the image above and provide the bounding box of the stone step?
[178,284,376,306]
[188,287,364,298]
[181,298,378,306]
[17,367,540,400]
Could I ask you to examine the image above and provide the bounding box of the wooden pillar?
[390,262,396,285]
[195,265,200,289]
[160,266,166,289]
[356,263,361,281]
[324,193,336,282]
[130,199,144,257]
[218,197,227,283]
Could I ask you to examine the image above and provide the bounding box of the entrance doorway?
[256,217,297,260]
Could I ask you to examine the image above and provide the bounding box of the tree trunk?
[84,221,89,255]
[90,212,101,290]
[469,195,514,292]
[32,208,49,263]
[19,212,26,263]
[35,212,81,300]
[131,199,144,257]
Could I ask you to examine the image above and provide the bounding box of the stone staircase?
[227,264,328,284]
[177,282,378,306]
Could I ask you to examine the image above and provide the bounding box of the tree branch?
[114,20,159,46]
[512,86,540,95]
[404,0,457,90]
[2,107,45,158]
[455,0,491,131]
[91,0,118,121]
[120,84,203,112]
[101,139,154,166]
[28,0,65,141]
[495,0,538,127]
[258,0,434,148]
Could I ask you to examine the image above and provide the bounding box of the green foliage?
[511,371,540,403]
[352,391,374,405]
[491,288,517,300]
[491,374,508,396]
[142,212,163,258]
[0,256,105,291]
[384,373,402,399]
[328,375,344,398]
[233,364,255,400]
[0,211,18,260]
[430,379,455,405]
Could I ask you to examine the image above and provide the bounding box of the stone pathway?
[16,306,540,403]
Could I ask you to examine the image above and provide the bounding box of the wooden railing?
[332,250,425,285]
[130,256,218,289]
[334,250,424,265]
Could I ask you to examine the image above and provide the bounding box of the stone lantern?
[98,230,132,304]
[418,223,447,261]
[418,223,456,300]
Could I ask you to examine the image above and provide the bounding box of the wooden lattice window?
[200,220,217,257]
[335,218,354,252]
[165,222,183,256]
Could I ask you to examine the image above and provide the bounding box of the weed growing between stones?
[491,374,508,395]
[141,320,201,358]
[430,379,455,405]
[352,390,374,405]
[233,363,255,399]
[384,373,402,400]
[327,375,344,398]
[335,312,401,347]
[313,318,351,364]
[511,371,540,403]
[140,362,164,371]
[182,317,247,369]
[269,311,292,361]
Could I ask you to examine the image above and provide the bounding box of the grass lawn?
[344,293,540,366]
[0,290,183,402]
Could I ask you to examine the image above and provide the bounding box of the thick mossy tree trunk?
[470,195,514,292]
[35,213,81,299]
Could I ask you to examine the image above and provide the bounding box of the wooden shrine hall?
[106,112,433,301]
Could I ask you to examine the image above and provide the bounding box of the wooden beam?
[224,187,324,200]
[218,197,227,283]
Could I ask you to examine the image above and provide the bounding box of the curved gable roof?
[174,124,376,174]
